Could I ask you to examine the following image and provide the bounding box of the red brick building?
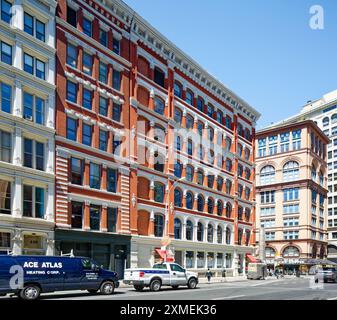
[54,0,260,277]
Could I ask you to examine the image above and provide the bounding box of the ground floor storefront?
[0,216,54,255]
[130,236,254,277]
[55,229,131,277]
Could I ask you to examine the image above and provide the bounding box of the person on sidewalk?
[206,268,213,284]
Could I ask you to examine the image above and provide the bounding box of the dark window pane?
[71,201,83,229]
[66,6,77,27]
[24,13,34,35]
[82,18,92,37]
[82,124,92,146]
[23,92,33,120]
[0,179,11,214]
[67,81,77,103]
[1,41,12,65]
[35,187,44,218]
[36,20,45,42]
[107,207,117,232]
[82,89,92,110]
[154,68,165,87]
[71,157,83,185]
[35,142,44,171]
[1,83,11,113]
[23,138,33,168]
[1,0,12,24]
[23,185,33,217]
[107,168,117,193]
[66,117,77,141]
[90,163,100,189]
[90,205,100,230]
[113,71,121,91]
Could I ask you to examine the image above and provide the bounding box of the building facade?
[0,0,56,255]
[55,0,260,277]
[255,120,329,273]
[270,90,337,261]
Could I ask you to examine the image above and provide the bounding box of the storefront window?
[23,235,45,255]
[217,253,223,268]
[186,251,194,268]
[225,253,232,268]
[197,252,205,268]
[207,252,214,268]
[0,232,10,252]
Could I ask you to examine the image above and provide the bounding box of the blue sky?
[123,0,337,129]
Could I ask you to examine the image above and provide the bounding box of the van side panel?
[0,256,19,293]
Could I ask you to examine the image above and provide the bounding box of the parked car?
[0,255,119,300]
[123,262,198,292]
[314,267,337,283]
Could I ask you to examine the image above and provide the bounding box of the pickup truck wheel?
[150,279,161,292]
[100,281,115,295]
[134,285,144,291]
[172,285,179,289]
[187,278,197,289]
[19,285,41,300]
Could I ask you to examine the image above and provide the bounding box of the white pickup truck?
[123,262,198,292]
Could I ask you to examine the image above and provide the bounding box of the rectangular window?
[113,38,120,55]
[23,92,45,124]
[67,44,77,68]
[1,0,12,24]
[1,41,12,65]
[283,230,299,240]
[89,163,100,189]
[283,204,299,214]
[66,6,77,27]
[1,82,11,113]
[99,130,108,151]
[82,18,92,37]
[112,136,121,156]
[260,207,275,217]
[23,92,33,121]
[113,70,121,91]
[66,80,77,103]
[112,103,121,122]
[23,185,44,219]
[36,59,45,79]
[71,201,83,229]
[23,53,34,74]
[82,89,92,110]
[35,141,44,171]
[0,130,11,163]
[260,191,275,204]
[71,157,83,185]
[90,205,100,230]
[35,97,44,125]
[82,124,92,146]
[23,138,33,168]
[24,12,34,35]
[107,207,117,232]
[99,96,108,116]
[36,19,45,42]
[99,62,108,84]
[107,168,117,193]
[82,52,92,76]
[23,139,44,171]
[99,29,107,47]
[0,179,11,214]
[66,117,77,141]
[283,188,299,201]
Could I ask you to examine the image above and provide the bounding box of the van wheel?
[150,279,161,292]
[100,281,115,295]
[188,278,197,289]
[134,285,144,291]
[19,285,41,300]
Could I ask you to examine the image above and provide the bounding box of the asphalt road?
[2,277,337,300]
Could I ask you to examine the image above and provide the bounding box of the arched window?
[225,179,232,194]
[225,159,232,172]
[237,144,243,157]
[237,123,243,137]
[245,168,251,180]
[174,188,182,207]
[225,137,232,151]
[174,218,182,239]
[207,175,215,188]
[207,224,214,243]
[311,165,317,181]
[245,208,251,222]
[197,97,204,112]
[175,135,181,151]
[226,227,231,244]
[174,161,182,178]
[217,110,223,124]
[238,228,243,245]
[174,108,182,124]
[238,206,243,221]
[197,222,204,241]
[187,139,193,156]
[244,128,251,141]
[153,152,164,172]
[198,145,203,159]
[265,247,276,258]
[283,161,299,181]
[226,203,232,218]
[245,230,251,246]
[207,198,214,214]
[260,165,275,185]
[185,89,194,105]
[283,246,300,257]
[154,67,165,87]
[197,195,204,212]
[217,200,223,216]
[186,115,194,129]
[154,125,165,142]
[174,81,182,98]
[154,182,164,203]
[207,104,214,118]
[154,96,165,115]
[217,177,223,192]
[238,164,243,177]
[245,148,250,161]
[208,127,214,142]
[154,214,164,237]
[186,165,194,182]
[197,170,204,185]
[186,220,193,240]
[332,114,337,124]
[323,116,330,126]
[186,192,194,209]
[225,116,232,130]
[217,226,223,244]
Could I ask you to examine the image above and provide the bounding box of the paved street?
[2,277,337,300]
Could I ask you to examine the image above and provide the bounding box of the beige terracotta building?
[255,120,329,273]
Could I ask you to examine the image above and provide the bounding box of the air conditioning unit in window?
[24,115,33,121]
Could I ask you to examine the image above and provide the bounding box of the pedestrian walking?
[206,268,213,284]
[222,268,226,282]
